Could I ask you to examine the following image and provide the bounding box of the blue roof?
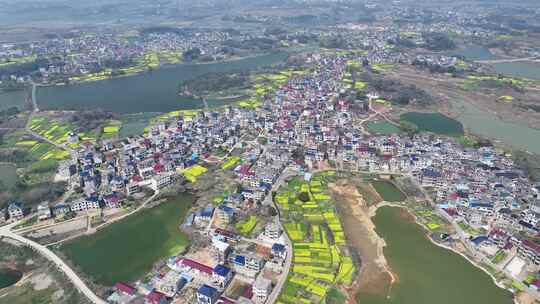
[470,202,493,209]
[8,201,23,209]
[234,255,245,266]
[202,206,214,217]
[213,264,231,277]
[218,204,234,214]
[198,284,218,298]
[422,168,442,178]
[272,243,285,253]
[471,236,489,246]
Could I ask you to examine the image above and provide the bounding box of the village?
[2,48,540,304]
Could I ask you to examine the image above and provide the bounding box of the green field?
[356,207,513,304]
[400,112,464,136]
[60,194,194,286]
[367,121,402,135]
[275,172,356,303]
[371,180,406,202]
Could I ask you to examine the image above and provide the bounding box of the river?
[450,99,540,154]
[356,206,514,304]
[35,52,287,114]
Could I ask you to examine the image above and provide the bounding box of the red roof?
[448,193,459,200]
[219,297,235,304]
[146,290,165,304]
[115,282,136,295]
[153,164,164,173]
[444,208,457,217]
[242,285,253,299]
[180,259,213,275]
[131,175,143,182]
[214,228,237,239]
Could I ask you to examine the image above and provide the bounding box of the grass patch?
[235,215,258,236]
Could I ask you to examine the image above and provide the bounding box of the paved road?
[0,221,107,304]
[265,166,296,304]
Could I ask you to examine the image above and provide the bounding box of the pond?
[400,112,464,136]
[0,163,18,189]
[371,180,406,202]
[367,121,402,135]
[492,61,540,80]
[118,113,158,138]
[60,194,195,286]
[0,268,22,289]
[0,90,27,111]
[356,206,514,304]
[37,52,288,114]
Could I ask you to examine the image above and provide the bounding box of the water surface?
[400,112,464,136]
[450,46,496,61]
[356,206,513,304]
[452,100,540,154]
[492,61,540,80]
[0,268,22,289]
[60,194,194,285]
[37,53,287,114]
[0,90,27,111]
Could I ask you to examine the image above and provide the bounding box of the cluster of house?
[1,28,237,82]
[6,47,540,302]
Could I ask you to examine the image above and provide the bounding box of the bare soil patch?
[330,179,395,302]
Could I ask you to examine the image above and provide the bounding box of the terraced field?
[275,172,356,303]
[29,116,96,148]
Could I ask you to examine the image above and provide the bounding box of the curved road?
[0,221,107,304]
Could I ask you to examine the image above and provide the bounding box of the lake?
[371,180,406,202]
[60,194,195,286]
[356,206,514,304]
[0,163,18,189]
[37,52,288,114]
[400,112,464,136]
[0,90,27,111]
[492,61,540,80]
[367,121,402,135]
[450,46,496,61]
[0,268,22,289]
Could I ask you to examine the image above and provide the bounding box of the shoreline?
[370,202,519,302]
[32,51,285,88]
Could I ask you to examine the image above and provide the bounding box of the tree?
[298,192,310,202]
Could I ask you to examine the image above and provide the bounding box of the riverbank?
[330,180,396,301]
